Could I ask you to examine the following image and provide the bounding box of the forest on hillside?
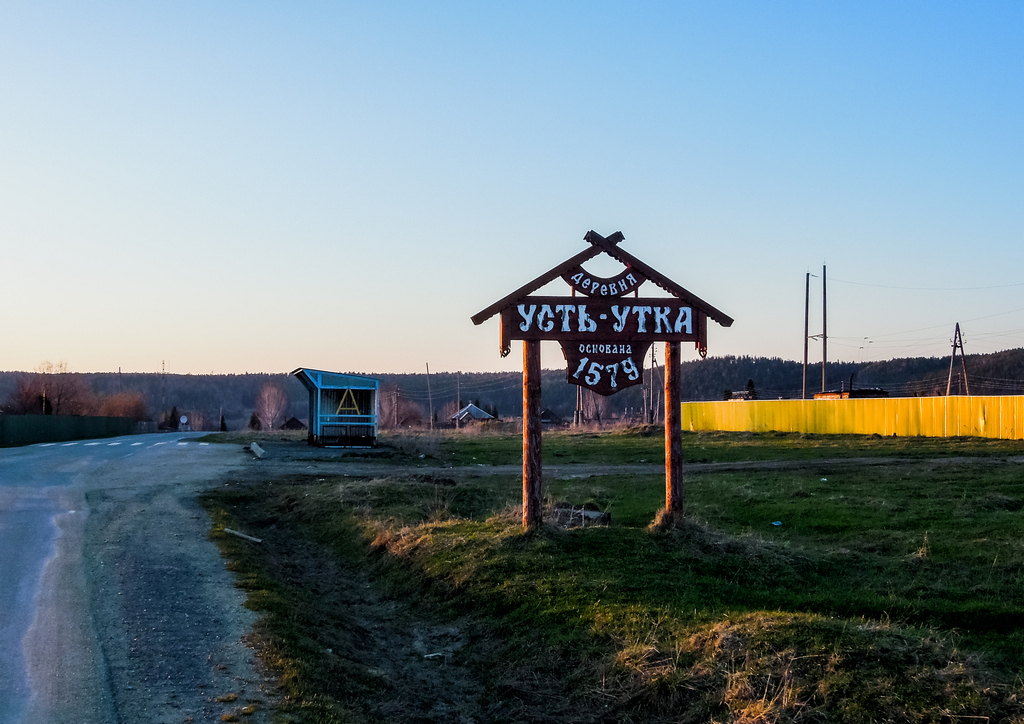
[4,347,1024,431]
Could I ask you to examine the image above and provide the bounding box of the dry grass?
[601,610,1024,723]
[200,431,1024,723]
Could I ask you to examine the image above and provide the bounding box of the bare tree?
[33,361,92,415]
[188,409,208,432]
[4,374,47,414]
[378,386,425,429]
[254,383,289,432]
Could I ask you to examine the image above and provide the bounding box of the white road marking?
[62,442,78,446]
[85,442,102,446]
[108,442,121,446]
[37,443,57,447]
[199,442,209,446]
[177,442,189,446]
[152,442,166,446]
[131,442,143,446]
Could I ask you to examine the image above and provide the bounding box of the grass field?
[396,426,1024,466]
[201,429,1024,723]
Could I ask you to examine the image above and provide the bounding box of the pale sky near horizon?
[2,2,1022,375]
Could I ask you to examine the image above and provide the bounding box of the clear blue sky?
[2,2,1021,374]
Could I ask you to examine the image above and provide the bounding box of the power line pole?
[651,348,662,424]
[425,363,433,430]
[821,264,827,393]
[456,371,461,430]
[946,323,970,396]
[802,272,810,400]
[648,345,657,424]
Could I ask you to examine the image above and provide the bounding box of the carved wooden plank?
[500,296,704,343]
[561,341,651,396]
[472,245,607,326]
[560,265,646,297]
[584,230,734,328]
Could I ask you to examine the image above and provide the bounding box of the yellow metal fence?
[680,396,1024,440]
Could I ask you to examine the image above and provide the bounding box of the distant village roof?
[280,416,308,430]
[814,388,889,400]
[450,403,495,422]
[540,408,563,424]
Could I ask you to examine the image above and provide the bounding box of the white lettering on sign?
[537,304,555,332]
[633,306,652,333]
[566,270,642,297]
[577,305,597,332]
[514,301,694,338]
[517,304,536,332]
[555,304,576,331]
[654,306,671,333]
[675,306,692,333]
[571,353,642,389]
[578,343,633,355]
[611,305,630,332]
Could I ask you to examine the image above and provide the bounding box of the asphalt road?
[0,433,273,724]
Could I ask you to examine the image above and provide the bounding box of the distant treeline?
[3,347,1024,430]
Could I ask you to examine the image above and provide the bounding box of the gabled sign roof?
[471,230,734,328]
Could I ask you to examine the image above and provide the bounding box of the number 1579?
[571,356,641,389]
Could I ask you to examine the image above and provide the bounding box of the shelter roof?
[471,230,733,328]
[291,368,379,392]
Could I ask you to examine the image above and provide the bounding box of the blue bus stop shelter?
[291,368,379,447]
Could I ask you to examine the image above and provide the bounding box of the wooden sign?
[472,230,733,528]
[561,341,651,396]
[560,266,646,297]
[501,296,702,344]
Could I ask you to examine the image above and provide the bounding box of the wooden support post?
[664,341,684,521]
[523,340,543,527]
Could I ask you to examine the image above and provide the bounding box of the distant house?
[540,408,563,425]
[814,376,888,400]
[291,368,379,447]
[450,403,495,423]
[814,388,889,400]
[279,416,308,431]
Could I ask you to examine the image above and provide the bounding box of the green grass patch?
[202,432,1024,722]
[387,427,1024,466]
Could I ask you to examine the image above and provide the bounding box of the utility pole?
[821,265,827,393]
[946,323,970,396]
[651,348,662,424]
[802,272,810,400]
[425,363,433,430]
[456,371,461,430]
[640,366,647,424]
[648,346,657,424]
